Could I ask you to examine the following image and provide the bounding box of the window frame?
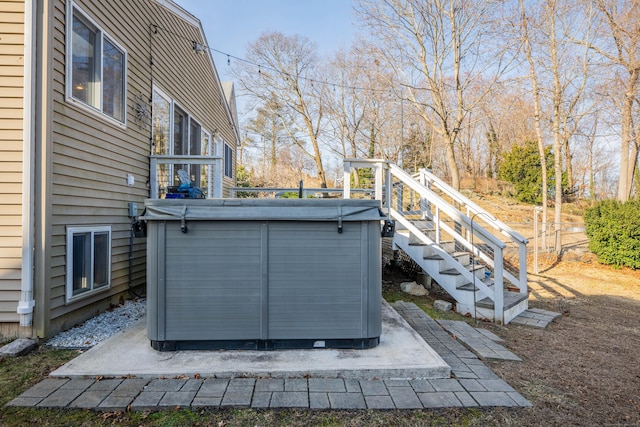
[65,226,112,304]
[66,2,127,127]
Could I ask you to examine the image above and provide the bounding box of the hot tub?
[143,198,383,351]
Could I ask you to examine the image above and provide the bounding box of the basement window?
[66,226,111,303]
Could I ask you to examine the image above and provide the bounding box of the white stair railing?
[343,159,529,323]
[415,169,529,294]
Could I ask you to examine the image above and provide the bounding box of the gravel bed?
[45,299,146,349]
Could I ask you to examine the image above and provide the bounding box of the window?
[224,143,234,178]
[152,86,218,195]
[66,226,111,303]
[152,89,170,155]
[68,4,126,123]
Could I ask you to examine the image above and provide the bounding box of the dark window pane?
[224,144,233,178]
[102,38,124,121]
[72,232,91,295]
[93,232,109,288]
[152,90,170,155]
[190,119,202,187]
[71,13,96,106]
[173,106,188,186]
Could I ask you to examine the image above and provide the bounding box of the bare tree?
[355,0,514,190]
[234,32,330,188]
[517,0,597,251]
[593,0,640,201]
[519,0,551,242]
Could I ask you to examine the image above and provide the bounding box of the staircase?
[343,159,529,324]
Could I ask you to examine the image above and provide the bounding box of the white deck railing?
[149,155,223,199]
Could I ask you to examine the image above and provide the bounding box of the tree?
[498,140,558,205]
[517,0,597,251]
[519,0,550,239]
[233,32,330,188]
[355,0,513,190]
[593,0,640,201]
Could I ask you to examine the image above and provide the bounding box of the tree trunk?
[445,138,460,190]
[520,0,549,249]
[618,74,635,201]
[550,0,563,253]
[563,139,573,196]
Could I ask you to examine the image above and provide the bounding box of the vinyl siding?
[0,0,24,324]
[46,0,238,326]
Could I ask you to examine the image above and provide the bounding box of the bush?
[584,199,640,269]
[497,141,560,204]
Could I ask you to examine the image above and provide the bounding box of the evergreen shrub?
[584,199,640,269]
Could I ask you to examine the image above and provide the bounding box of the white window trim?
[213,135,223,157]
[65,226,112,304]
[65,1,127,128]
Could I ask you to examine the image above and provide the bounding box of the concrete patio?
[7,301,533,410]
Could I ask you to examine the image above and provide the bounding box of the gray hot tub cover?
[142,198,384,222]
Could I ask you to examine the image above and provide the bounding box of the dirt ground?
[485,258,640,426]
[386,195,640,426]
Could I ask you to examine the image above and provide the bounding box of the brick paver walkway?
[7,302,531,410]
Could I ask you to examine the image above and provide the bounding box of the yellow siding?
[46,0,239,330]
[0,0,24,325]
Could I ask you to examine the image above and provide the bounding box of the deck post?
[150,157,158,199]
[519,242,528,294]
[343,161,351,199]
[374,162,383,201]
[212,158,223,198]
[385,166,392,215]
[494,249,505,323]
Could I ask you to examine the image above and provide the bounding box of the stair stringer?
[393,230,494,318]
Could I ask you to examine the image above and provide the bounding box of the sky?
[174,0,358,83]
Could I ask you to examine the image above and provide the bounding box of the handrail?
[390,208,494,301]
[417,169,528,245]
[388,164,508,251]
[415,168,528,293]
[342,158,528,323]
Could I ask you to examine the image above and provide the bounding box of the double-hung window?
[66,226,111,303]
[68,3,126,124]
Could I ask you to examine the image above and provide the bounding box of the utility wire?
[151,24,393,94]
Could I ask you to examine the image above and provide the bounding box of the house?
[0,0,239,340]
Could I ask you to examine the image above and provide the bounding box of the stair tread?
[440,264,484,275]
[424,251,469,261]
[476,292,528,310]
[456,278,494,292]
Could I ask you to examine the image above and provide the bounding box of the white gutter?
[17,0,36,327]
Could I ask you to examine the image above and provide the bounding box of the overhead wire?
[150,24,393,95]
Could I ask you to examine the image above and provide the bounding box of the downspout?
[33,0,53,339]
[16,0,37,331]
